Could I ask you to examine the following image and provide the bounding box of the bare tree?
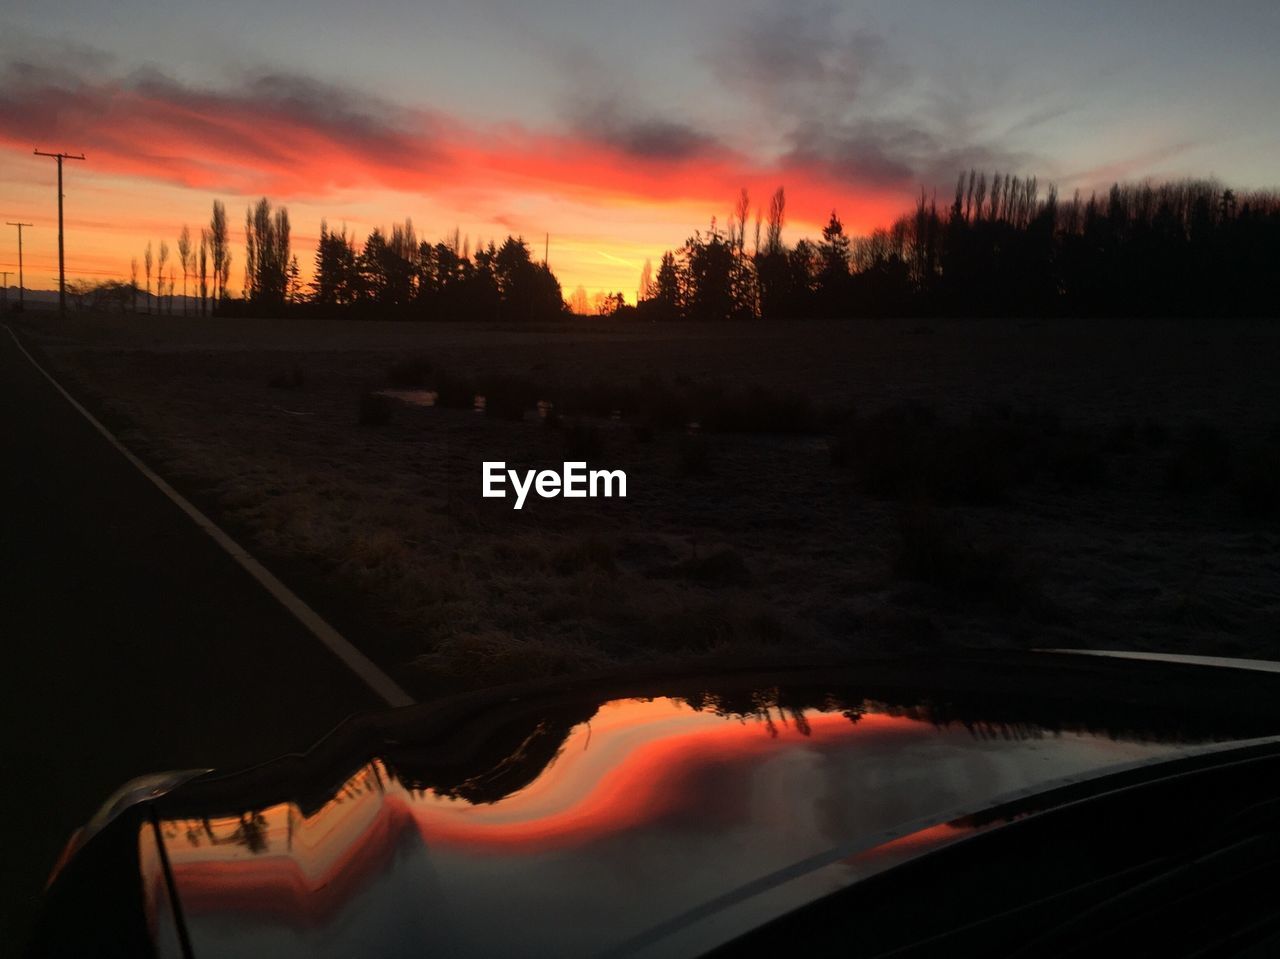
[243,197,291,308]
[220,248,232,308]
[157,240,169,314]
[209,200,228,303]
[766,187,786,255]
[144,242,153,313]
[198,230,209,316]
[243,206,256,301]
[177,226,191,316]
[733,188,750,252]
[637,259,653,303]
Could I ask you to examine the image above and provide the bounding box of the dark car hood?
[121,651,1280,959]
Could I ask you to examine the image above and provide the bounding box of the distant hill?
[2,286,202,313]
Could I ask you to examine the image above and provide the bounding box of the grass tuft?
[893,506,1044,613]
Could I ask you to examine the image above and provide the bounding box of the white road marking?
[4,324,414,709]
[1037,648,1280,675]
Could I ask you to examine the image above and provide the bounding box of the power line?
[5,221,32,310]
[33,148,86,314]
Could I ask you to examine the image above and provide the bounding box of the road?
[0,326,386,953]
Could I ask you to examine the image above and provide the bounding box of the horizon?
[3,1,1279,303]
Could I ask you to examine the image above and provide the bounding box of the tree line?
[618,175,1279,321]
[107,200,562,322]
[70,172,1278,320]
[304,219,563,322]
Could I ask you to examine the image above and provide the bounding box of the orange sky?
[0,80,908,304]
[6,2,1279,307]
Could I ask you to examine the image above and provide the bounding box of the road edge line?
[3,324,414,709]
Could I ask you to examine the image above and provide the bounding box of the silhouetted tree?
[680,220,754,321]
[641,250,682,320]
[312,221,358,307]
[198,231,209,316]
[157,240,169,314]
[651,173,1279,321]
[143,242,153,313]
[242,198,291,311]
[177,226,191,316]
[765,186,786,255]
[209,200,229,305]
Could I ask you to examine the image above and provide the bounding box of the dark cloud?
[783,117,1032,191]
[575,108,723,161]
[0,53,442,196]
[710,3,1038,190]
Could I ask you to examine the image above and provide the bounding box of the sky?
[2,0,1278,302]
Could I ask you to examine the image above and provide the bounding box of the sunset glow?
[0,71,904,302]
[157,699,896,918]
[153,693,1186,939]
[5,1,1277,304]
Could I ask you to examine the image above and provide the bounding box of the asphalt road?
[0,326,384,953]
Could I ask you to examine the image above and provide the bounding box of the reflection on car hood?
[140,655,1280,958]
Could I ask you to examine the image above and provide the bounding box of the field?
[16,312,1280,698]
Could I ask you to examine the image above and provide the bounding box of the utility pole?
[33,149,86,314]
[1,271,9,311]
[6,222,32,310]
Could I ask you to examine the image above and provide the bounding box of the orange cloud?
[0,65,916,299]
[1,66,908,226]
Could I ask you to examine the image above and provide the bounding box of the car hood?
[136,652,1280,958]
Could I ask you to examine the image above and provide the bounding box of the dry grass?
[19,312,1280,693]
